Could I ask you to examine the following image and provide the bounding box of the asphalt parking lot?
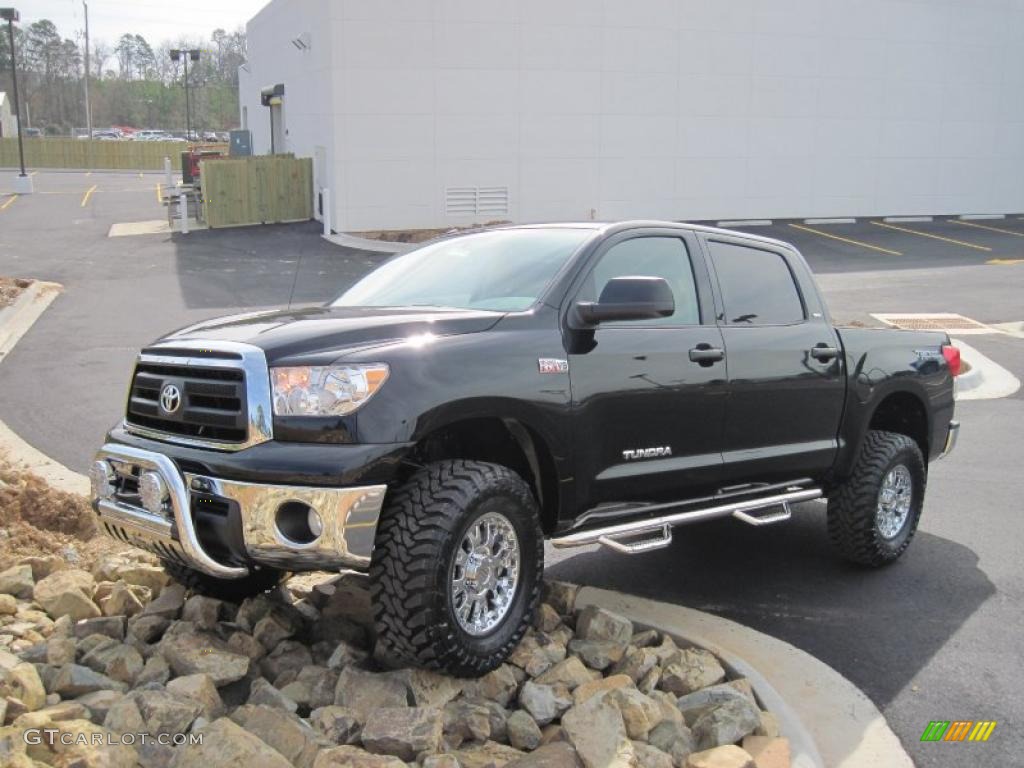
[3,169,1024,767]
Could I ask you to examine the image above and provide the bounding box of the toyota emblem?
[159,383,182,414]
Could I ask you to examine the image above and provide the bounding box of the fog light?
[139,471,169,515]
[89,460,116,500]
[307,508,323,538]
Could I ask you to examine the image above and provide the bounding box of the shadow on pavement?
[547,501,994,712]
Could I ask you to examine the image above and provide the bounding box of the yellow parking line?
[870,220,991,252]
[987,258,1024,265]
[954,219,1024,237]
[0,194,17,211]
[788,223,902,256]
[80,184,98,207]
[29,171,37,177]
[156,183,162,203]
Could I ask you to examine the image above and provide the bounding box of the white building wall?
[244,0,1024,232]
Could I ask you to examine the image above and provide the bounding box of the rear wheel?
[369,460,543,676]
[160,559,286,602]
[827,430,926,566]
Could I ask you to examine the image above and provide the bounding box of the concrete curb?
[952,337,1021,400]
[576,587,914,768]
[323,232,417,254]
[0,280,62,362]
[0,279,89,495]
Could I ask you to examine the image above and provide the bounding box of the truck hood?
[159,306,505,363]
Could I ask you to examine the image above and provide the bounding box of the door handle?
[689,344,725,365]
[810,344,839,361]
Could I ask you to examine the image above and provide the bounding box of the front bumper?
[91,443,387,579]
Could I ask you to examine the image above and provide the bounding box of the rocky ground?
[0,555,790,768]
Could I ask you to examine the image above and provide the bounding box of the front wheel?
[827,430,926,567]
[369,460,543,676]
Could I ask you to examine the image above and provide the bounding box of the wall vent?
[446,186,509,217]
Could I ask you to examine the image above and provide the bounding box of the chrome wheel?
[876,464,913,539]
[451,511,521,636]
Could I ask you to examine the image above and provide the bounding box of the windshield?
[332,228,593,312]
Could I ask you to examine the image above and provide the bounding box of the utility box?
[229,129,253,157]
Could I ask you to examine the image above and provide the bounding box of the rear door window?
[708,241,805,325]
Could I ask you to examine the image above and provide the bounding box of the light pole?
[1,7,32,193]
[170,48,200,140]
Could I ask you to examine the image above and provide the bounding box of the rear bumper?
[91,442,387,579]
[937,420,959,460]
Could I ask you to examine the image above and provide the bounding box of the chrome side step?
[550,487,822,553]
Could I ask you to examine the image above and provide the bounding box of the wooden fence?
[0,138,227,171]
[200,156,313,229]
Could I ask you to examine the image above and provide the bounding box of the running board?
[550,488,822,553]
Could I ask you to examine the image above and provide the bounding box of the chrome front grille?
[122,340,274,452]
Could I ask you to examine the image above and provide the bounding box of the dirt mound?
[0,276,32,308]
[0,457,119,570]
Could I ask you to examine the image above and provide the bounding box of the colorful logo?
[920,721,997,742]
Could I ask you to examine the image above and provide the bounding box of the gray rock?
[166,674,225,719]
[168,717,292,768]
[181,595,223,629]
[103,695,146,735]
[325,638,369,669]
[443,699,492,747]
[279,664,339,709]
[235,594,275,632]
[534,604,562,633]
[0,594,18,615]
[74,615,126,641]
[248,676,299,713]
[507,709,543,751]
[227,630,266,660]
[684,745,755,768]
[333,666,409,718]
[575,606,633,646]
[104,645,144,684]
[461,663,519,707]
[388,667,463,708]
[633,742,674,768]
[660,649,726,696]
[253,610,299,649]
[99,582,145,617]
[509,633,568,678]
[32,570,100,622]
[519,681,573,726]
[631,629,660,648]
[0,565,34,598]
[605,687,665,741]
[649,720,694,766]
[675,683,751,725]
[610,646,658,684]
[506,742,583,767]
[310,705,362,744]
[134,688,203,736]
[0,659,46,710]
[542,582,580,617]
[451,740,527,768]
[136,654,172,686]
[126,615,168,643]
[161,633,250,685]
[232,703,324,768]
[45,638,76,666]
[562,696,636,768]
[535,656,593,690]
[76,689,124,723]
[260,639,312,682]
[312,745,406,768]
[112,564,169,597]
[692,698,761,751]
[568,638,627,671]
[462,696,510,743]
[142,583,186,619]
[52,664,128,697]
[360,706,443,761]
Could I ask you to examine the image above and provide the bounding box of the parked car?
[24,127,43,138]
[132,130,172,142]
[90,222,960,675]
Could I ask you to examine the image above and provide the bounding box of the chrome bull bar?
[92,443,387,579]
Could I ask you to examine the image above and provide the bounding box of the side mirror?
[571,276,675,328]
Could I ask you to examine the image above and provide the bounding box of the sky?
[18,0,269,46]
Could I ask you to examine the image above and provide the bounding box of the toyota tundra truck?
[90,221,959,675]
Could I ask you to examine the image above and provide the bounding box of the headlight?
[271,364,389,416]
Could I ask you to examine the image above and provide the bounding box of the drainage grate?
[871,313,994,334]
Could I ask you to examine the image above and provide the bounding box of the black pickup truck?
[91,221,959,675]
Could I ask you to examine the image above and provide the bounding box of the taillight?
[942,344,961,377]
